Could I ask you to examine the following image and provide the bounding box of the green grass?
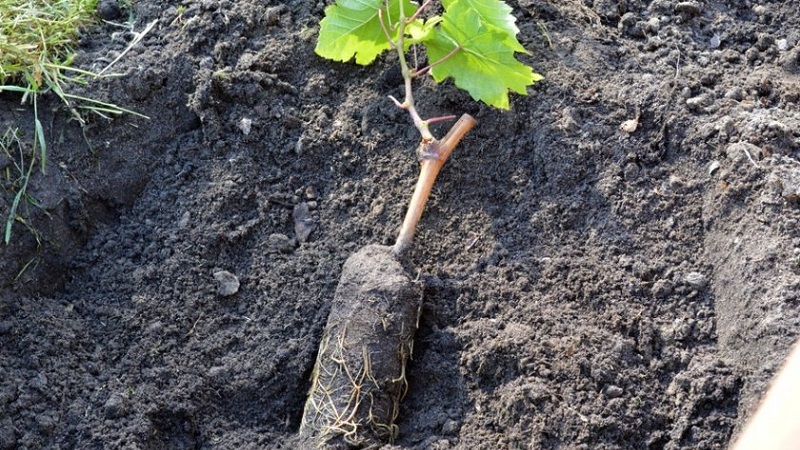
[0,0,97,244]
[1,0,98,172]
[0,128,43,279]
[1,0,98,96]
[1,128,41,246]
[0,0,147,245]
[0,0,149,120]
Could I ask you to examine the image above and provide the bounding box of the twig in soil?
[186,313,203,337]
[743,147,760,167]
[465,233,482,251]
[564,403,589,423]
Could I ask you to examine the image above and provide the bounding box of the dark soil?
[2,0,800,449]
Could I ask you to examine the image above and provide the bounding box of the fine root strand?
[302,324,405,446]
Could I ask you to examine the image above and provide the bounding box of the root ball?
[300,245,421,448]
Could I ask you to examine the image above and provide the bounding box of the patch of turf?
[0,0,98,91]
[0,1,147,245]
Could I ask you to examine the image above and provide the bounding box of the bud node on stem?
[416,141,439,161]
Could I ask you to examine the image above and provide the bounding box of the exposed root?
[299,245,420,448]
[301,323,410,447]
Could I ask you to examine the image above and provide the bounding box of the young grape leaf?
[404,16,442,49]
[315,0,418,65]
[440,0,527,53]
[425,1,542,109]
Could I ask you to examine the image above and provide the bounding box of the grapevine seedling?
[302,1,541,447]
[315,0,542,254]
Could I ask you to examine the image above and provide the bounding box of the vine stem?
[407,0,434,22]
[377,9,396,48]
[385,0,463,141]
[383,1,476,255]
[393,114,476,256]
[411,45,461,77]
[394,0,434,142]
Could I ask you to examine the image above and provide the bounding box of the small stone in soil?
[686,95,711,110]
[104,393,128,419]
[651,279,674,298]
[685,271,708,288]
[776,168,800,203]
[675,2,702,18]
[643,17,660,33]
[620,118,638,134]
[441,419,459,435]
[293,202,316,243]
[305,186,318,200]
[213,270,240,296]
[604,385,624,398]
[238,117,252,135]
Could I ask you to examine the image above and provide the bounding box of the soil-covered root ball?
[299,244,421,449]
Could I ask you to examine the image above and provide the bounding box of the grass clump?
[0,0,147,122]
[0,0,97,245]
[0,0,98,90]
[0,0,147,245]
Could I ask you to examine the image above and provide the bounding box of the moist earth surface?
[1,0,800,449]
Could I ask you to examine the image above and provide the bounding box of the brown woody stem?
[393,114,477,256]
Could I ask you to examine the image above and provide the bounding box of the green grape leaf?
[425,1,542,109]
[404,16,442,48]
[441,0,527,53]
[315,0,418,65]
